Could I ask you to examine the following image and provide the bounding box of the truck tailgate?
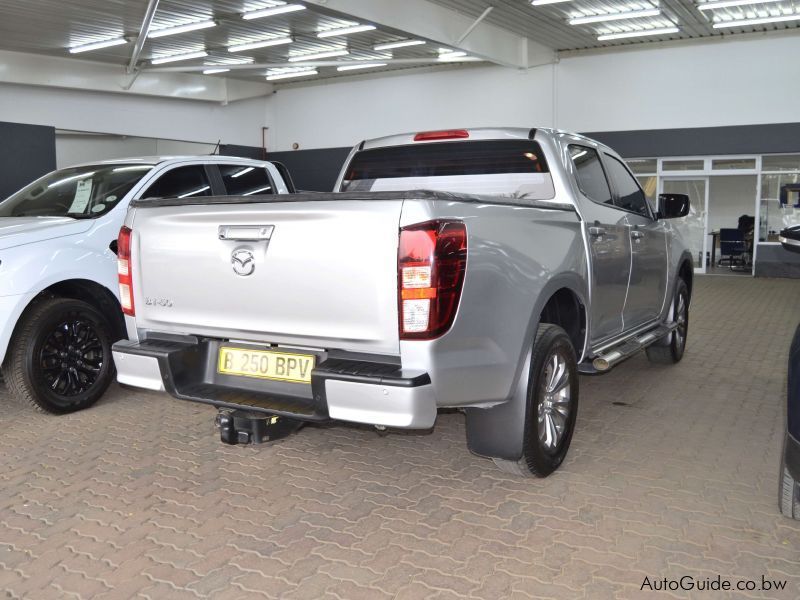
[129,200,402,355]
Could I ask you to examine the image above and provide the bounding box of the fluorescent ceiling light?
[112,166,152,172]
[374,39,425,51]
[570,8,661,25]
[438,51,468,61]
[531,0,571,5]
[712,13,800,27]
[597,26,679,40]
[317,24,376,38]
[48,172,95,188]
[148,20,216,38]
[151,50,208,64]
[203,67,230,74]
[231,167,254,178]
[699,0,782,9]
[337,62,388,71]
[242,4,306,20]
[288,49,348,62]
[179,185,210,198]
[243,186,273,195]
[69,38,127,54]
[228,37,293,52]
[266,69,318,80]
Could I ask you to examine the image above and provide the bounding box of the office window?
[569,146,612,205]
[605,155,650,217]
[663,159,704,171]
[142,166,212,199]
[762,154,800,172]
[626,158,657,174]
[220,165,273,196]
[712,158,756,171]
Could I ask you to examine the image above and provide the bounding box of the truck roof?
[359,126,607,152]
[69,155,270,169]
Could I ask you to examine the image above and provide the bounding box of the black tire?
[493,324,579,478]
[646,278,689,365]
[780,440,800,520]
[1,298,115,414]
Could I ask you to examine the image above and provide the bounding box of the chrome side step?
[578,322,678,374]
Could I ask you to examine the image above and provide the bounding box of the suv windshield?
[340,140,555,200]
[0,163,154,218]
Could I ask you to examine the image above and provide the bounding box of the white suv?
[0,155,294,413]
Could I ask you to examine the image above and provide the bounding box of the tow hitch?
[215,410,302,445]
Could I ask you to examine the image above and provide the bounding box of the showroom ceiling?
[0,0,796,83]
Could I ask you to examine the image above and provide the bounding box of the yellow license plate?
[217,347,315,384]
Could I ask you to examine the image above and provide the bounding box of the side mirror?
[657,193,690,219]
[779,226,800,254]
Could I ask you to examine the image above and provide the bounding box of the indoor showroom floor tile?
[1,276,799,599]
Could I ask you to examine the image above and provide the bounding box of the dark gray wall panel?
[0,121,56,200]
[267,147,352,192]
[585,123,800,158]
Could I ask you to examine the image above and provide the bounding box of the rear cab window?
[340,140,556,201]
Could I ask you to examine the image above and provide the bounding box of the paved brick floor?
[1,276,800,599]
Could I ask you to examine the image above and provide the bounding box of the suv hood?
[0,217,94,251]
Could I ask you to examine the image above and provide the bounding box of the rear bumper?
[112,338,437,429]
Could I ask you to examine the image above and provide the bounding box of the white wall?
[266,64,554,152]
[55,134,218,168]
[0,81,271,148]
[264,34,800,151]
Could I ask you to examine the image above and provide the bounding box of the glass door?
[660,177,709,273]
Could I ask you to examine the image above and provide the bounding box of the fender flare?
[464,272,588,461]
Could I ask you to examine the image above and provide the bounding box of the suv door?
[567,144,631,344]
[603,153,668,328]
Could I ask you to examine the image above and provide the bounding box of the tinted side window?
[142,166,212,199]
[219,165,274,196]
[604,154,650,217]
[569,145,612,205]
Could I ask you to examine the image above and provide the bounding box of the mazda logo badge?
[231,248,255,276]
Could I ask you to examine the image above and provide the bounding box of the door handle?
[588,226,606,237]
[631,230,644,240]
[218,225,274,241]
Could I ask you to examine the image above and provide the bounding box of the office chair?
[718,228,747,270]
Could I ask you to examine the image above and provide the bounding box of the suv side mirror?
[657,193,690,219]
[779,226,800,254]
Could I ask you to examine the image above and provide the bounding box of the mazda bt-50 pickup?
[112,128,694,477]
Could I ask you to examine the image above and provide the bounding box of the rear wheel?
[493,324,579,477]
[2,298,115,414]
[780,439,800,520]
[646,278,689,365]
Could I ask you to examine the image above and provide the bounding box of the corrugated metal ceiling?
[0,0,796,83]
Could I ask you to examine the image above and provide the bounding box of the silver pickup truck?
[112,127,693,477]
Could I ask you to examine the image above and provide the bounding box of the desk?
[708,230,719,267]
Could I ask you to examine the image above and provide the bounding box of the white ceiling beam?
[306,0,555,69]
[0,50,272,102]
[127,0,160,74]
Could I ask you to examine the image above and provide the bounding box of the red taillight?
[398,220,467,340]
[117,226,134,316]
[413,129,470,142]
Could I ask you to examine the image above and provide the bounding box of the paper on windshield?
[68,179,93,214]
